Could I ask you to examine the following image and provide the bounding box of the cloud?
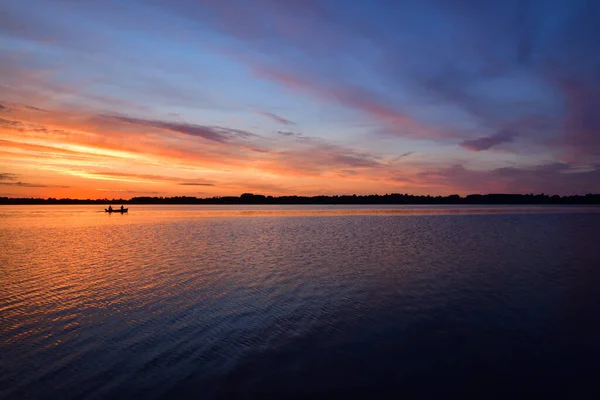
[253,65,441,139]
[96,189,161,194]
[1,103,385,184]
[24,105,47,112]
[105,115,256,143]
[0,118,23,128]
[257,111,295,125]
[460,130,517,152]
[249,147,270,153]
[262,137,383,177]
[2,0,599,197]
[415,162,600,195]
[424,1,599,159]
[88,171,214,185]
[0,173,18,181]
[554,76,600,158]
[389,152,414,164]
[0,181,70,188]
[0,139,123,160]
[189,0,598,157]
[277,130,300,137]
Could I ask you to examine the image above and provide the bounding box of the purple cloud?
[105,115,256,142]
[178,182,215,186]
[460,130,517,152]
[415,162,600,195]
[257,111,295,125]
[277,130,300,137]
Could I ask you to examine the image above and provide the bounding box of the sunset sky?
[1,0,599,199]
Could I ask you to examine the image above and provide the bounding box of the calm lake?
[2,205,600,398]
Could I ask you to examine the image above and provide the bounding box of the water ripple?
[2,207,600,397]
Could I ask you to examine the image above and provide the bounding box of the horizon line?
[1,192,600,202]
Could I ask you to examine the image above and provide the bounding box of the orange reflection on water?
[2,204,600,230]
[2,204,600,398]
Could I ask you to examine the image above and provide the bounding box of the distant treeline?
[2,193,600,205]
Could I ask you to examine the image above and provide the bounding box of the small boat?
[105,208,128,213]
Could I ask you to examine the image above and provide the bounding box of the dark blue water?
[2,206,600,398]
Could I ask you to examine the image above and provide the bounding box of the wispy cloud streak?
[460,131,517,152]
[257,111,295,125]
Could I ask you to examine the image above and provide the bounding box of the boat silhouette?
[105,208,128,213]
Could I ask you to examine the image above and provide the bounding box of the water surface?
[2,205,600,398]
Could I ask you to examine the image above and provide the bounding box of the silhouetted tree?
[2,193,599,205]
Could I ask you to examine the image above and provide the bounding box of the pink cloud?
[253,65,443,139]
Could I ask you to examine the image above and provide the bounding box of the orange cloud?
[1,102,422,198]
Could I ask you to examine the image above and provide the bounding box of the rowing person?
[108,205,113,211]
[120,205,124,211]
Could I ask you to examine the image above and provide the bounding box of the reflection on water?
[1,204,600,228]
[1,206,600,398]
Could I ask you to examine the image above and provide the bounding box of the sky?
[1,0,599,199]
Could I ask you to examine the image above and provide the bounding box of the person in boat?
[108,205,113,211]
[120,205,124,211]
